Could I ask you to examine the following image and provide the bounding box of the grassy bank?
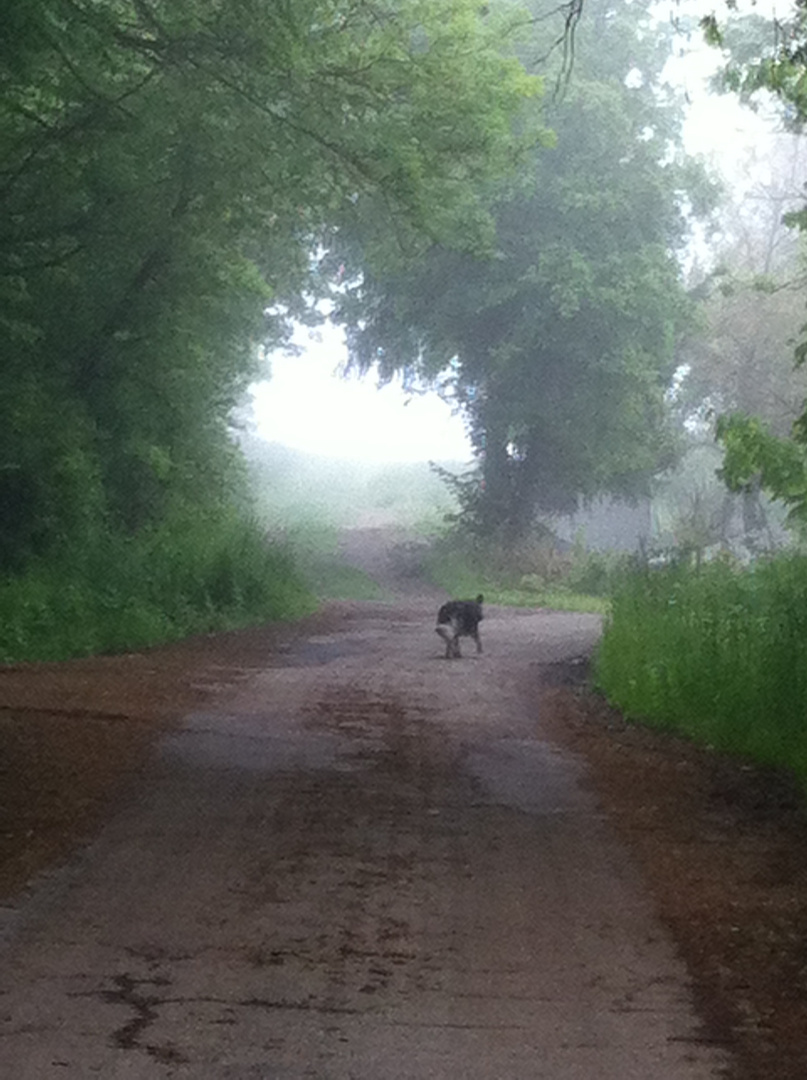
[596,556,807,786]
[276,520,388,602]
[0,513,315,663]
[424,535,612,614]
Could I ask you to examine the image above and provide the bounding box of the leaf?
[700,14,725,48]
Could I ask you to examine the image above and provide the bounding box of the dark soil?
[0,612,337,898]
[539,667,807,1080]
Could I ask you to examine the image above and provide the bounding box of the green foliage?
[702,12,807,544]
[0,3,536,546]
[0,513,314,663]
[424,530,612,612]
[714,9,807,125]
[596,557,807,788]
[700,14,724,48]
[336,0,710,539]
[717,413,807,524]
[0,0,540,655]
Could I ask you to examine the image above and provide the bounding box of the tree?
[332,0,713,539]
[678,134,807,441]
[705,5,807,133]
[681,281,807,440]
[689,6,807,524]
[0,0,539,568]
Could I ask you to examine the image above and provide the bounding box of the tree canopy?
[1,0,539,568]
[332,0,714,538]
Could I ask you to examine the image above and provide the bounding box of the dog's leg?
[436,625,454,659]
[472,630,482,654]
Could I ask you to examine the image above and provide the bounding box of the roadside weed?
[596,556,807,787]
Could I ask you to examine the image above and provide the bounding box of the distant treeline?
[244,439,462,530]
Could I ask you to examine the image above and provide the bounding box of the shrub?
[0,513,314,663]
[423,528,611,612]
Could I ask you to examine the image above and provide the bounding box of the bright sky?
[250,2,793,464]
[665,0,787,165]
[250,323,472,463]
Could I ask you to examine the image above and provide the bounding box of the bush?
[423,528,612,612]
[0,513,315,663]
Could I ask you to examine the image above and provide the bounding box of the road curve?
[0,598,727,1078]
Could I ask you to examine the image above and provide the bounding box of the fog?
[250,323,471,465]
[245,0,804,567]
[242,437,462,532]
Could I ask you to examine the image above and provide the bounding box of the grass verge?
[0,513,316,663]
[424,536,610,614]
[595,555,807,788]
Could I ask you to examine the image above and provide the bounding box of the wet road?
[0,599,727,1078]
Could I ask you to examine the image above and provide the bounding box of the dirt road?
[0,534,729,1078]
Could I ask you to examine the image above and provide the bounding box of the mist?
[241,437,462,533]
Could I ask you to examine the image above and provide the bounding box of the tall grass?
[424,532,614,613]
[596,556,807,785]
[0,513,315,663]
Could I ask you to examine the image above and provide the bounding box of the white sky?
[250,323,472,463]
[665,0,788,165]
[249,2,795,464]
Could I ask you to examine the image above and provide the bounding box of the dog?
[435,594,483,659]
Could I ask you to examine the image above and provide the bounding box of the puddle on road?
[161,712,342,772]
[463,739,592,816]
[263,633,377,668]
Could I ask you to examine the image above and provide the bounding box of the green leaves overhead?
[715,7,807,124]
[717,413,807,523]
[1,0,539,567]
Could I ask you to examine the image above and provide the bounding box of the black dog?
[435,594,483,659]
